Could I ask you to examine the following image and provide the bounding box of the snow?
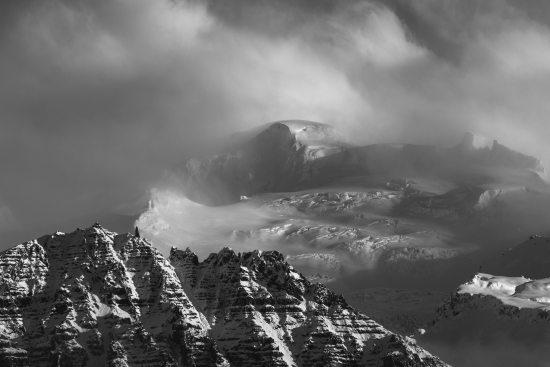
[469,132,493,150]
[454,132,493,151]
[459,273,550,310]
[417,271,550,367]
[225,120,350,152]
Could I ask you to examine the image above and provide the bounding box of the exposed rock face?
[169,246,448,367]
[0,224,448,367]
[0,224,227,367]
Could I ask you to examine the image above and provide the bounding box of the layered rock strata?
[0,224,448,366]
[0,224,227,367]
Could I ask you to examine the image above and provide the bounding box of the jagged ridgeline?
[0,224,449,366]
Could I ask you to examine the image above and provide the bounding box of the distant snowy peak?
[168,122,348,205]
[280,120,352,146]
[431,272,550,331]
[426,236,550,327]
[0,224,449,367]
[421,269,550,366]
[453,132,544,172]
[458,273,550,310]
[167,121,546,206]
[455,132,493,151]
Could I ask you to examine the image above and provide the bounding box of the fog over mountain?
[3,1,550,366]
[2,0,550,236]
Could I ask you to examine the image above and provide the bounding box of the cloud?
[1,0,550,231]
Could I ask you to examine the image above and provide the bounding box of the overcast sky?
[1,0,550,231]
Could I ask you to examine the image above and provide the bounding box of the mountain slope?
[0,224,449,367]
[453,132,544,172]
[168,122,545,207]
[417,236,550,367]
[0,223,227,367]
[168,121,350,206]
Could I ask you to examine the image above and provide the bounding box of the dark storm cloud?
[1,0,550,232]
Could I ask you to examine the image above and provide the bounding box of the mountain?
[453,132,544,172]
[166,121,351,206]
[134,126,550,294]
[416,237,550,367]
[417,272,550,367]
[0,224,448,367]
[453,132,493,152]
[167,122,545,207]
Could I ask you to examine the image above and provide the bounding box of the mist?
[2,0,550,236]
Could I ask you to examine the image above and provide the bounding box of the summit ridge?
[0,224,449,367]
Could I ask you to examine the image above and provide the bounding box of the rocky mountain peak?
[0,224,449,366]
[0,224,228,367]
[168,245,448,366]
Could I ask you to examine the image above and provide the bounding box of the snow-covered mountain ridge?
[167,122,545,206]
[0,224,449,366]
[168,121,350,206]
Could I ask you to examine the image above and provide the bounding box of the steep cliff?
[0,224,448,367]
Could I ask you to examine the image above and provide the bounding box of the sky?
[1,0,550,232]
